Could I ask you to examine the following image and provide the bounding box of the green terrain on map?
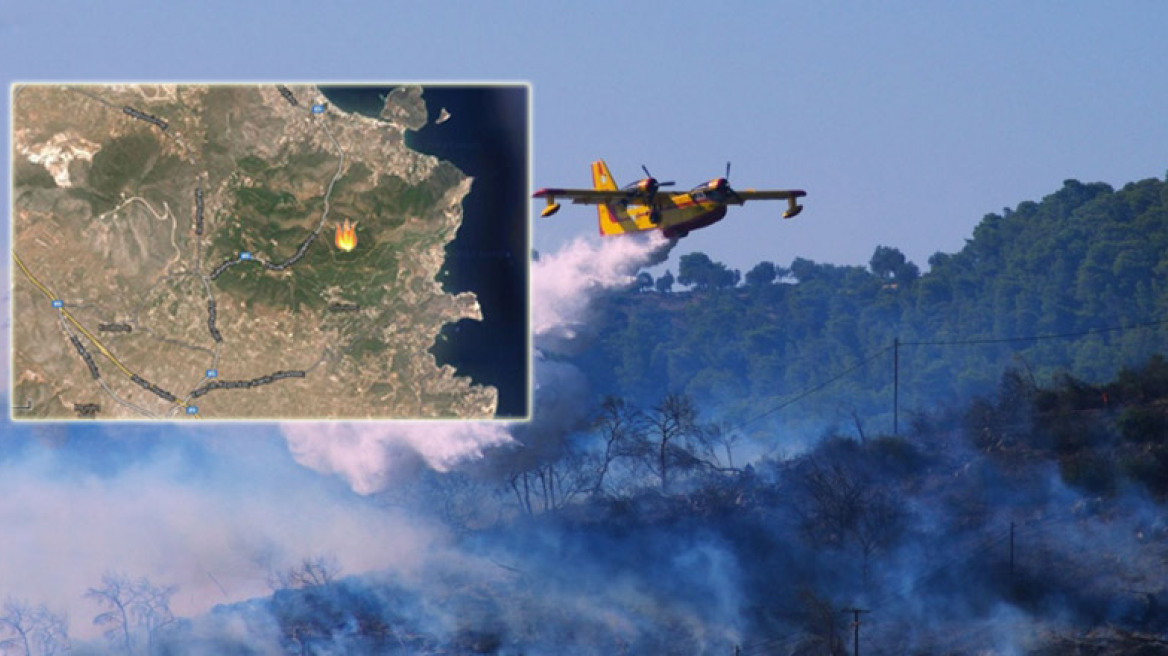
[11,83,506,420]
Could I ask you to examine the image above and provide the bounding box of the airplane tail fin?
[592,160,629,236]
[591,160,617,191]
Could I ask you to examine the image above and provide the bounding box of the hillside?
[574,175,1168,436]
[141,358,1168,655]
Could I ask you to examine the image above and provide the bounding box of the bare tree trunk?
[510,474,533,516]
[851,408,867,443]
[547,464,557,510]
[117,600,134,656]
[592,455,612,497]
[522,472,533,515]
[659,439,669,492]
[537,468,549,512]
[509,476,526,515]
[15,626,31,656]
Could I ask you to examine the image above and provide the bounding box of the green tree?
[678,252,739,289]
[869,245,906,279]
[655,269,675,293]
[788,257,819,283]
[870,245,919,286]
[895,259,920,286]
[744,261,778,286]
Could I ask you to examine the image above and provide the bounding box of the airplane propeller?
[637,165,674,225]
[632,165,675,224]
[637,164,675,201]
[641,164,675,190]
[716,161,743,204]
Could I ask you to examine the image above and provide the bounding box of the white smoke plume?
[532,232,673,347]
[0,428,445,641]
[282,422,514,495]
[282,232,676,494]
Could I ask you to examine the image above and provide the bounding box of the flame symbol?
[335,218,357,252]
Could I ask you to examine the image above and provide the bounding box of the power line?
[733,315,1166,437]
[902,316,1168,347]
[739,345,893,430]
[891,315,1167,433]
[738,628,806,655]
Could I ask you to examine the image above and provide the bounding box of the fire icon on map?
[335,219,357,252]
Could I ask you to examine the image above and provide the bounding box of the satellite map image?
[11,83,529,421]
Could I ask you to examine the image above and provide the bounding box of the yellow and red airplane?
[534,161,806,239]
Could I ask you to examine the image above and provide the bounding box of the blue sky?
[4,1,1167,276]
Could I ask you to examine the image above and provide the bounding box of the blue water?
[319,86,529,418]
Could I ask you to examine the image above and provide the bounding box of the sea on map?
[10,83,528,421]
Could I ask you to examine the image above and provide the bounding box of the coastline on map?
[318,85,530,418]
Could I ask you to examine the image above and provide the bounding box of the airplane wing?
[532,188,630,205]
[729,189,807,202]
[727,189,808,218]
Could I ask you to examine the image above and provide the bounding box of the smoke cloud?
[282,422,515,495]
[281,232,676,494]
[0,426,446,641]
[0,231,682,647]
[532,232,673,346]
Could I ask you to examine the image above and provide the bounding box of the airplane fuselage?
[608,191,729,239]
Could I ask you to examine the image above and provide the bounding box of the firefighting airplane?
[533,161,806,239]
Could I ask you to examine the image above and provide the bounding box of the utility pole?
[893,337,900,435]
[1009,521,1016,581]
[841,607,869,656]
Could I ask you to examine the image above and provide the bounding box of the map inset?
[11,84,526,421]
